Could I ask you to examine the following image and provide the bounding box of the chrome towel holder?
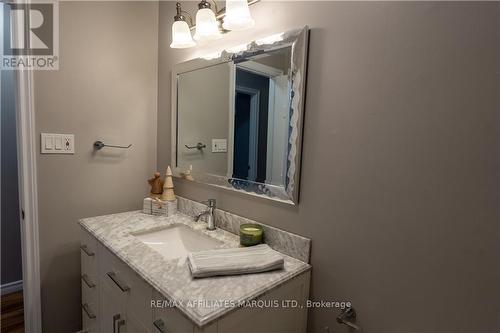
[336,307,360,330]
[185,142,206,150]
[93,140,132,150]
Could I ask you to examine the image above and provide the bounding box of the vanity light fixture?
[222,0,255,31]
[170,3,196,49]
[193,0,221,41]
[169,0,259,49]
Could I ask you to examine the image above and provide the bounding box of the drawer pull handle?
[82,303,96,319]
[81,274,96,288]
[153,319,167,333]
[117,319,126,333]
[107,272,130,292]
[80,245,95,257]
[113,314,121,333]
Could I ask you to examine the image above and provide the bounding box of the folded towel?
[187,244,284,278]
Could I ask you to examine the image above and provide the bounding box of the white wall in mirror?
[177,62,232,176]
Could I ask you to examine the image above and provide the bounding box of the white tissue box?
[143,197,152,214]
[151,198,177,217]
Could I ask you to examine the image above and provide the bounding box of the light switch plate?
[41,133,75,154]
[212,138,227,153]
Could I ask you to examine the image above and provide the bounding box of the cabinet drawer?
[82,302,99,333]
[123,268,153,328]
[152,291,194,333]
[82,273,99,305]
[99,244,129,302]
[218,271,310,333]
[80,228,98,277]
[126,314,152,333]
[99,243,153,329]
[99,281,126,333]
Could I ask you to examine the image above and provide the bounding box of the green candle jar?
[239,224,263,246]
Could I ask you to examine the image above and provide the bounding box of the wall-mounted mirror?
[171,26,309,204]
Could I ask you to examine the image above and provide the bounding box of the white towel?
[187,244,284,278]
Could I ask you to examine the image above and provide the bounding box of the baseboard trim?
[1,280,23,295]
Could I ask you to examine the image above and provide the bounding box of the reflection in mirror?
[173,27,309,204]
[232,47,291,187]
[177,62,232,176]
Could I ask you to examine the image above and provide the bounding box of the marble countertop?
[79,211,311,327]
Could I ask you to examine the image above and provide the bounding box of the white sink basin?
[132,224,223,260]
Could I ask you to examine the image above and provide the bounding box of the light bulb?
[194,8,221,41]
[223,0,255,31]
[170,20,196,49]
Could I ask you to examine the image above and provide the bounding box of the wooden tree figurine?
[161,166,176,201]
[147,172,164,198]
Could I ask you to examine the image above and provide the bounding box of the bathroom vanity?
[80,27,312,333]
[79,198,311,333]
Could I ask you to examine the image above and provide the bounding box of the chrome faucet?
[195,199,216,230]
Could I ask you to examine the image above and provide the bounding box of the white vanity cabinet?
[216,271,310,333]
[151,295,209,333]
[80,228,153,333]
[98,243,153,333]
[80,228,100,333]
[151,271,310,333]
[99,277,148,333]
[80,227,310,333]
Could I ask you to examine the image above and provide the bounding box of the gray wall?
[1,66,23,286]
[34,2,158,331]
[177,63,231,176]
[158,2,500,332]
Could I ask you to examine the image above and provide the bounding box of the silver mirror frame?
[171,26,309,205]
